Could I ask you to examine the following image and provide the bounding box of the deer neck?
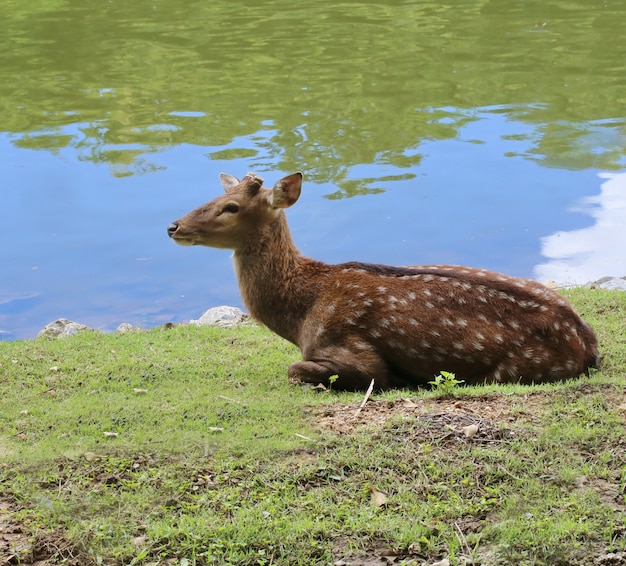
[232,213,322,345]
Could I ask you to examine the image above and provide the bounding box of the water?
[1,0,625,340]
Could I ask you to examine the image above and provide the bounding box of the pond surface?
[1,0,625,340]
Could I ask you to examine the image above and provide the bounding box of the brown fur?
[168,171,599,390]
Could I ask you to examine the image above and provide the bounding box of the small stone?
[38,318,90,338]
[117,322,136,334]
[590,277,626,291]
[190,306,249,328]
[462,424,479,438]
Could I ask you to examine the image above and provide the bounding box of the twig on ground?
[353,379,375,419]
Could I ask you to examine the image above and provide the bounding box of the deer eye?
[222,203,240,214]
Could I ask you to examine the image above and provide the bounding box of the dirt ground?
[3,386,626,566]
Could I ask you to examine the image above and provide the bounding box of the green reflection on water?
[1,0,624,194]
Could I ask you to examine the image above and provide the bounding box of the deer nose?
[167,222,178,238]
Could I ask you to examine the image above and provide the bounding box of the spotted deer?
[167,171,599,390]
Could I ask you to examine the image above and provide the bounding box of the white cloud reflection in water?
[535,172,626,286]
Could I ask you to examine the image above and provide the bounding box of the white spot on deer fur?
[430,330,441,338]
[327,305,335,314]
[523,348,534,359]
[408,292,416,300]
[379,318,390,329]
[420,339,430,349]
[424,275,434,282]
[475,332,485,341]
[472,341,485,351]
[388,338,401,349]
[345,317,356,325]
[377,286,387,293]
[409,318,419,326]
[553,322,560,331]
[397,327,406,336]
[496,320,505,328]
[453,342,464,351]
[456,318,468,327]
[439,276,450,282]
[354,309,365,318]
[355,341,371,351]
[477,271,487,277]
[370,329,382,339]
[389,296,398,303]
[423,289,432,297]
[494,333,504,344]
[363,299,373,307]
[539,305,549,312]
[443,318,453,327]
[425,301,434,309]
[509,321,520,330]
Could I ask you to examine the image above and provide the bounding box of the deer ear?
[270,172,303,209]
[219,173,240,193]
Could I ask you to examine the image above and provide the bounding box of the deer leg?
[288,346,392,390]
[288,360,337,384]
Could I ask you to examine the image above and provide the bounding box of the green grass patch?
[1,289,626,565]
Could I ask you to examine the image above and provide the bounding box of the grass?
[1,289,626,565]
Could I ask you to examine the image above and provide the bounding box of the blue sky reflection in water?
[1,0,625,340]
[1,107,624,340]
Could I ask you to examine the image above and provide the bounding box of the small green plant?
[428,371,464,397]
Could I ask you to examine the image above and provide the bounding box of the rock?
[587,277,626,291]
[116,322,136,334]
[37,318,90,338]
[190,306,249,328]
